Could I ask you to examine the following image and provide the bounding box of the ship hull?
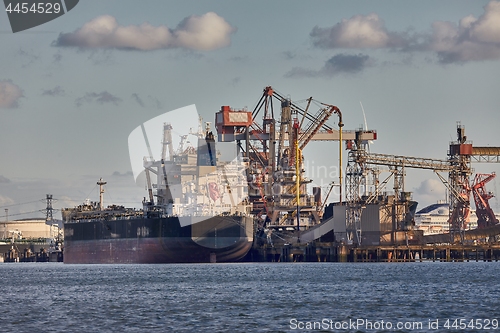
[63,215,254,264]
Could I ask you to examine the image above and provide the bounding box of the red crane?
[471,173,499,229]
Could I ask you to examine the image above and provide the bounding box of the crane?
[299,103,342,150]
[177,134,189,155]
[215,86,376,231]
[472,173,499,229]
[345,123,500,245]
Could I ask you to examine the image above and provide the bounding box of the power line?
[0,199,44,209]
[3,210,45,218]
[83,184,98,202]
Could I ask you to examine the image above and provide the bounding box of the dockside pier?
[249,243,500,263]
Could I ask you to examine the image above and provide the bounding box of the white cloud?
[470,1,500,43]
[0,80,23,109]
[173,12,236,50]
[431,0,500,63]
[413,179,447,208]
[54,12,235,51]
[415,179,446,196]
[310,13,405,49]
[309,1,500,64]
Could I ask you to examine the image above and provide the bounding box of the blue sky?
[1,0,500,219]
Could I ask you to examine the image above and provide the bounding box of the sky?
[1,0,500,221]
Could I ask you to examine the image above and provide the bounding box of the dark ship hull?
[64,215,254,264]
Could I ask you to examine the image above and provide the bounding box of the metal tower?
[45,194,53,221]
[447,123,473,243]
[345,131,366,245]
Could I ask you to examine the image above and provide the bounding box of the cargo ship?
[62,124,254,263]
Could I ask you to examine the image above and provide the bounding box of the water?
[0,262,499,332]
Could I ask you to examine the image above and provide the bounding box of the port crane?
[215,87,500,246]
[471,173,499,229]
[345,124,500,245]
[345,131,455,245]
[445,124,500,242]
[215,86,376,233]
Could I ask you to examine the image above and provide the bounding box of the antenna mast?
[97,178,107,210]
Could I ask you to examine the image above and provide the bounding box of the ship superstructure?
[62,123,254,264]
[142,123,251,220]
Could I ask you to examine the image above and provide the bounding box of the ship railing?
[69,213,145,223]
[159,211,251,218]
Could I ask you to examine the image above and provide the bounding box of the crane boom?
[472,173,499,229]
[299,105,339,150]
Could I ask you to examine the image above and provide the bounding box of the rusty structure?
[215,86,500,247]
[345,123,500,245]
[215,86,376,235]
[345,138,454,245]
[472,173,499,229]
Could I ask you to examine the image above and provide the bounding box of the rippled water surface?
[0,262,499,332]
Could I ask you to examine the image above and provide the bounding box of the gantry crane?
[345,123,500,245]
[345,131,455,245]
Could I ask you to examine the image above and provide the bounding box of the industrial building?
[1,218,53,240]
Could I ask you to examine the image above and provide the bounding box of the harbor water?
[0,262,499,332]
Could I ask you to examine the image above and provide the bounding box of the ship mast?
[162,123,174,161]
[97,178,107,210]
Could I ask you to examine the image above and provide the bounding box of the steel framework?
[345,146,365,244]
[472,173,499,229]
[346,123,500,245]
[216,86,376,232]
